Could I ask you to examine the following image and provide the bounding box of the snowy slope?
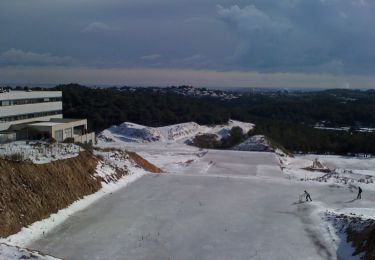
[1,149,148,248]
[0,243,60,259]
[98,122,164,143]
[158,122,206,141]
[0,141,81,164]
[98,119,254,145]
[281,154,375,190]
[206,119,254,140]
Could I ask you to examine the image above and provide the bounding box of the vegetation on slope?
[192,126,247,149]
[50,84,375,155]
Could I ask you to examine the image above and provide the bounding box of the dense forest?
[48,84,375,155]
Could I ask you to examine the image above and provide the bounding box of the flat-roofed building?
[0,90,95,144]
[0,90,63,131]
[27,118,95,143]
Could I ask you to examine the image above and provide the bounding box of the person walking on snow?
[357,186,362,199]
[304,190,312,202]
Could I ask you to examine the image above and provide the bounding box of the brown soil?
[95,147,162,173]
[0,151,101,238]
[127,151,162,173]
[185,159,195,165]
[0,148,161,238]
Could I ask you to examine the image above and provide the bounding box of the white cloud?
[216,4,289,34]
[140,54,162,60]
[82,22,111,33]
[0,49,73,66]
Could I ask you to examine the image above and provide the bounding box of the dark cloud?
[0,0,375,86]
[216,0,375,74]
[82,22,112,33]
[0,49,74,66]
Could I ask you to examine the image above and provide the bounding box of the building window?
[0,110,62,123]
[64,128,72,139]
[0,97,61,106]
[1,100,10,106]
[55,130,63,142]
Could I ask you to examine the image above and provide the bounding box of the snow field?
[0,243,60,260]
[97,119,254,146]
[2,119,375,259]
[0,141,81,164]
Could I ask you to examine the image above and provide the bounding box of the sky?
[1,0,375,89]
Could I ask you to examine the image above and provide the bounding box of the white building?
[0,90,95,144]
[0,90,63,131]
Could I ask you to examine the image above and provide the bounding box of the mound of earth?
[210,119,254,140]
[326,212,375,259]
[98,122,164,143]
[98,120,255,145]
[0,151,102,237]
[98,121,206,144]
[158,122,204,141]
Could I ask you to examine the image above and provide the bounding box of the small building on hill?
[0,89,95,144]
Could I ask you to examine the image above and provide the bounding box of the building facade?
[0,90,63,131]
[0,90,95,144]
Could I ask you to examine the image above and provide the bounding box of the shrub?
[48,138,56,144]
[6,153,24,162]
[76,141,93,153]
[63,137,75,143]
[192,134,220,149]
[95,154,105,161]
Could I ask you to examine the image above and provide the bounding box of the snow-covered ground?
[24,146,375,260]
[99,122,165,143]
[282,154,375,189]
[0,141,81,164]
[206,119,254,140]
[0,243,60,260]
[97,122,375,259]
[2,119,375,259]
[0,149,148,251]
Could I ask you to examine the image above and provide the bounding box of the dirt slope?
[347,220,375,259]
[127,151,162,173]
[0,152,101,237]
[0,149,160,238]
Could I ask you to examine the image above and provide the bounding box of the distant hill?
[43,84,375,155]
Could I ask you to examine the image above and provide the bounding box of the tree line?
[51,84,375,155]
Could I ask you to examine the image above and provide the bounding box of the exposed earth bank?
[0,150,161,238]
[0,151,103,237]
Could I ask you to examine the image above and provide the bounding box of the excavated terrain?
[0,149,161,238]
[347,220,375,260]
[127,151,162,173]
[0,151,102,237]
